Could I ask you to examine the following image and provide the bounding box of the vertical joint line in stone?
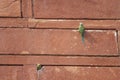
[117,30,120,55]
[20,0,23,17]
[31,0,34,18]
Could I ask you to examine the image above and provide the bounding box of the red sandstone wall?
[0,0,120,80]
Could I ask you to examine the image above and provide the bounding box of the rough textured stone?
[29,19,120,29]
[38,66,120,80]
[0,0,119,80]
[0,0,21,17]
[0,18,27,28]
[23,65,37,80]
[0,66,22,80]
[0,29,117,55]
[0,55,120,66]
[22,0,32,18]
[34,0,120,19]
[118,31,120,54]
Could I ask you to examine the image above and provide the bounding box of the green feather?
[37,64,42,70]
[78,23,85,43]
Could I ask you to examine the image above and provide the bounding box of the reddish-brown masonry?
[0,0,120,80]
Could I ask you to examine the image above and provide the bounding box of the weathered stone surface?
[0,55,120,66]
[23,65,37,80]
[22,0,32,18]
[34,0,120,19]
[0,29,117,55]
[118,31,120,54]
[0,0,21,17]
[38,66,120,80]
[0,66,22,80]
[29,19,120,29]
[0,18,27,28]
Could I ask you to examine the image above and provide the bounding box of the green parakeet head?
[78,23,85,34]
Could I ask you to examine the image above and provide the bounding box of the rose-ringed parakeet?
[37,64,42,70]
[78,23,85,43]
